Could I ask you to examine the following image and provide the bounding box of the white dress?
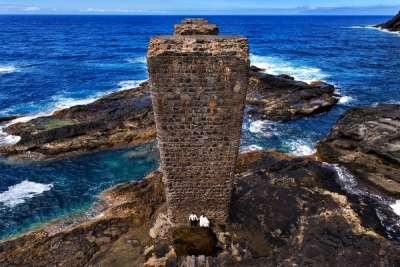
[199,215,210,227]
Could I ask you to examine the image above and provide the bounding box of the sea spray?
[323,163,400,240]
[0,180,53,207]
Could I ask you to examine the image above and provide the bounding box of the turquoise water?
[0,141,159,239]
[0,15,399,240]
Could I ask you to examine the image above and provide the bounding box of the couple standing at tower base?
[189,213,209,228]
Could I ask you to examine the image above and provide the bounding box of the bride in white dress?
[199,214,210,228]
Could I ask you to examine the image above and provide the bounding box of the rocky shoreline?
[0,82,156,160]
[316,104,400,197]
[1,151,399,266]
[0,72,339,159]
[2,71,400,266]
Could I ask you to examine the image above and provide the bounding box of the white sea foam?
[0,181,53,207]
[338,96,354,105]
[52,96,100,111]
[248,120,276,138]
[0,131,21,146]
[250,54,327,84]
[287,140,315,156]
[391,200,400,216]
[125,57,146,64]
[324,163,359,193]
[0,79,147,147]
[118,79,146,90]
[353,25,400,36]
[0,66,17,73]
[0,112,53,146]
[239,145,263,154]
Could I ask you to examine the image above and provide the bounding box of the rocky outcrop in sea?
[0,72,339,158]
[374,11,400,32]
[0,82,156,159]
[247,69,340,122]
[1,151,399,266]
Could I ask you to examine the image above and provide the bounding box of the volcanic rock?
[1,152,399,266]
[247,70,340,122]
[374,11,400,32]
[0,82,156,159]
[316,104,400,197]
[0,71,341,158]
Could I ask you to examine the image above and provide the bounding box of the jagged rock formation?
[0,72,339,159]
[147,19,249,224]
[0,82,155,159]
[1,152,399,266]
[316,104,400,197]
[247,70,340,122]
[374,11,400,32]
[0,171,166,267]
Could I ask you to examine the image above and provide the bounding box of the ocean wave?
[391,200,400,216]
[125,56,146,64]
[0,112,53,146]
[249,53,328,84]
[51,96,100,111]
[248,119,276,137]
[0,131,21,146]
[354,25,400,36]
[338,95,354,105]
[0,180,53,207]
[0,66,17,73]
[0,79,147,147]
[286,140,316,156]
[239,144,263,154]
[117,79,147,90]
[324,163,400,239]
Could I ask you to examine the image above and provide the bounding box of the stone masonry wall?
[147,19,249,225]
[174,18,219,35]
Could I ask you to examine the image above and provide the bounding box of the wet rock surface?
[0,171,166,267]
[316,104,400,197]
[1,152,399,266]
[0,82,156,159]
[246,70,340,122]
[374,11,400,32]
[0,72,340,158]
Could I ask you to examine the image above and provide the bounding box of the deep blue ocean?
[0,15,399,240]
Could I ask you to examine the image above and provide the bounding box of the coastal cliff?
[374,11,400,32]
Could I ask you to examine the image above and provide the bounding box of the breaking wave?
[0,181,53,207]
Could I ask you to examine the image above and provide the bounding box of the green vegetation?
[36,118,77,130]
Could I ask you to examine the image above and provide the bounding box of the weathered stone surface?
[0,70,339,159]
[174,18,219,36]
[247,70,340,122]
[147,20,249,225]
[2,153,400,266]
[0,171,166,267]
[0,82,156,159]
[316,104,400,197]
[374,11,400,32]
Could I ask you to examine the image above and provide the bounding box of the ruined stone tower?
[147,19,249,225]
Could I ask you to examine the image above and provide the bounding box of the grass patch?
[36,118,77,130]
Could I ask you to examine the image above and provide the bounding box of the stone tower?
[147,18,249,225]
